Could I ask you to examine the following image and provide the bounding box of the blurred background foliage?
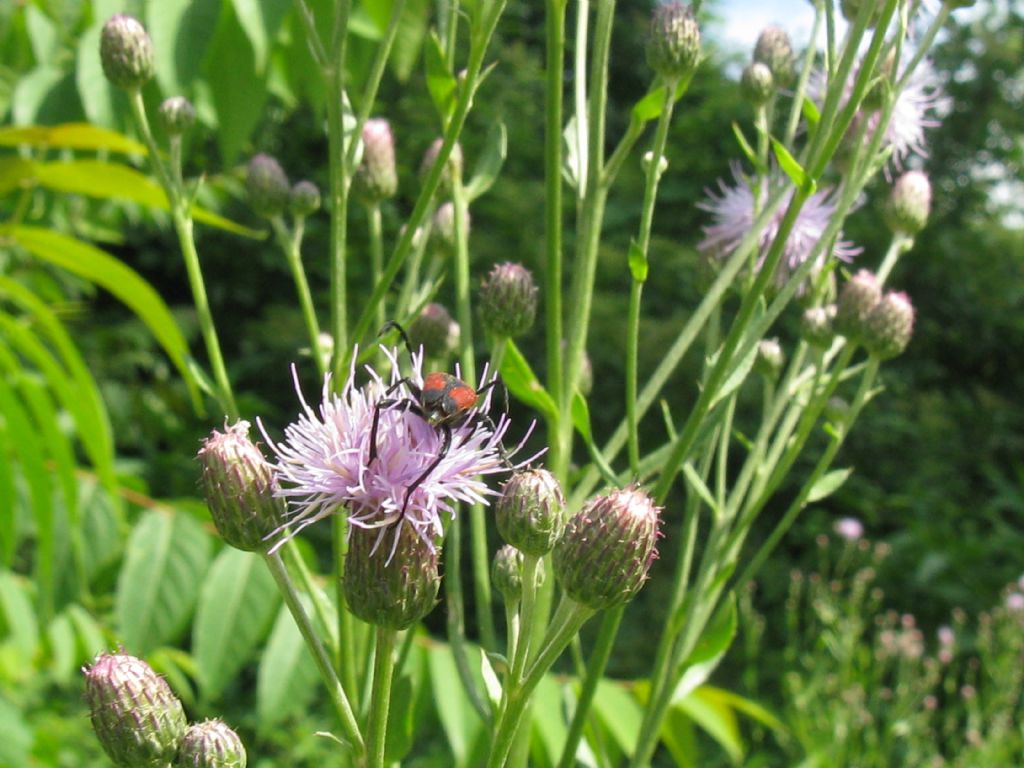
[0,0,1021,764]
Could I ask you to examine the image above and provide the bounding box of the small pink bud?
[862,291,915,360]
[410,303,460,360]
[289,180,321,217]
[646,2,701,81]
[354,118,398,204]
[885,171,932,236]
[834,270,882,341]
[176,719,247,768]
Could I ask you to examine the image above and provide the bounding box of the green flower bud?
[344,524,440,630]
[83,651,187,768]
[420,139,463,188]
[741,61,775,106]
[554,486,661,610]
[834,270,882,341]
[100,15,155,91]
[409,303,460,360]
[246,154,290,219]
[862,291,915,360]
[800,304,836,348]
[840,0,884,26]
[175,719,247,768]
[646,2,701,82]
[496,468,567,556]
[884,171,931,236]
[159,97,195,137]
[753,26,795,88]
[197,421,286,552]
[825,396,851,425]
[354,118,398,204]
[492,545,524,604]
[754,338,785,379]
[432,201,470,255]
[289,180,321,217]
[479,262,538,340]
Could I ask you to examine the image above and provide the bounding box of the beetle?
[369,321,505,518]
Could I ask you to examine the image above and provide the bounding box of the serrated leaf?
[499,340,557,421]
[424,32,457,122]
[628,239,648,282]
[807,467,852,503]
[257,599,320,729]
[12,226,202,406]
[771,137,816,195]
[116,509,211,654]
[194,548,280,700]
[465,121,506,201]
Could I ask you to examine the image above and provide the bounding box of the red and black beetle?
[369,321,504,518]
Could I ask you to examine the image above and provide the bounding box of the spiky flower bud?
[479,262,538,339]
[409,302,460,360]
[885,171,931,236]
[354,118,398,204]
[246,154,290,219]
[420,139,463,188]
[289,180,321,217]
[100,15,155,91]
[753,26,795,88]
[197,421,286,552]
[554,486,661,610]
[158,97,195,137]
[344,523,440,630]
[496,468,567,556]
[834,270,882,341]
[432,201,470,255]
[862,291,915,360]
[492,545,524,603]
[755,338,785,379]
[741,61,774,106]
[176,719,247,768]
[646,2,701,82]
[800,304,836,348]
[83,651,187,768]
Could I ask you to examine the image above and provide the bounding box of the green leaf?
[675,596,737,698]
[193,548,280,700]
[671,685,743,763]
[389,0,430,82]
[428,644,484,767]
[75,24,121,130]
[682,462,719,518]
[771,137,816,195]
[0,697,31,768]
[571,392,620,487]
[465,121,507,201]
[529,674,566,768]
[116,509,212,654]
[12,66,76,126]
[27,160,263,237]
[24,5,58,64]
[0,157,34,195]
[257,599,321,729]
[46,611,78,686]
[230,0,291,73]
[0,419,16,567]
[499,340,558,421]
[706,686,787,734]
[807,467,852,503]
[593,680,644,756]
[628,239,649,282]
[12,226,202,406]
[801,96,821,126]
[147,0,221,94]
[631,78,690,124]
[710,332,762,409]
[731,122,761,171]
[424,32,457,122]
[66,603,108,664]
[0,572,39,663]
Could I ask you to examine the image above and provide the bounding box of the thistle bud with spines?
[755,338,785,379]
[496,468,567,556]
[479,262,539,340]
[289,180,321,217]
[410,303,460,360]
[344,524,441,630]
[554,486,661,610]
[862,291,915,360]
[197,421,286,552]
[834,270,882,341]
[800,304,836,348]
[646,2,701,82]
[245,154,290,219]
[176,719,247,768]
[159,97,195,137]
[83,651,187,768]
[885,171,931,236]
[492,545,524,604]
[100,15,155,91]
[354,118,398,204]
[741,62,775,106]
[753,26,795,88]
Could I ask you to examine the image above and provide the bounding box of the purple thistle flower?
[698,164,860,287]
[261,348,531,557]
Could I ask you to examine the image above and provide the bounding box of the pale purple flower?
[698,164,860,287]
[261,348,531,557]
[833,516,864,541]
[1006,592,1024,612]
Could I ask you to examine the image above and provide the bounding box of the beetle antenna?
[378,320,415,363]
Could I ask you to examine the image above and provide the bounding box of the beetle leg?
[399,423,453,518]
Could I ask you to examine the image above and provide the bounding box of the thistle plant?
[77,0,977,765]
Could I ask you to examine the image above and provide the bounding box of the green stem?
[367,204,386,336]
[325,65,351,381]
[263,552,364,756]
[127,90,238,420]
[366,628,397,768]
[509,554,540,684]
[272,217,325,378]
[784,0,824,146]
[333,516,360,714]
[876,233,911,285]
